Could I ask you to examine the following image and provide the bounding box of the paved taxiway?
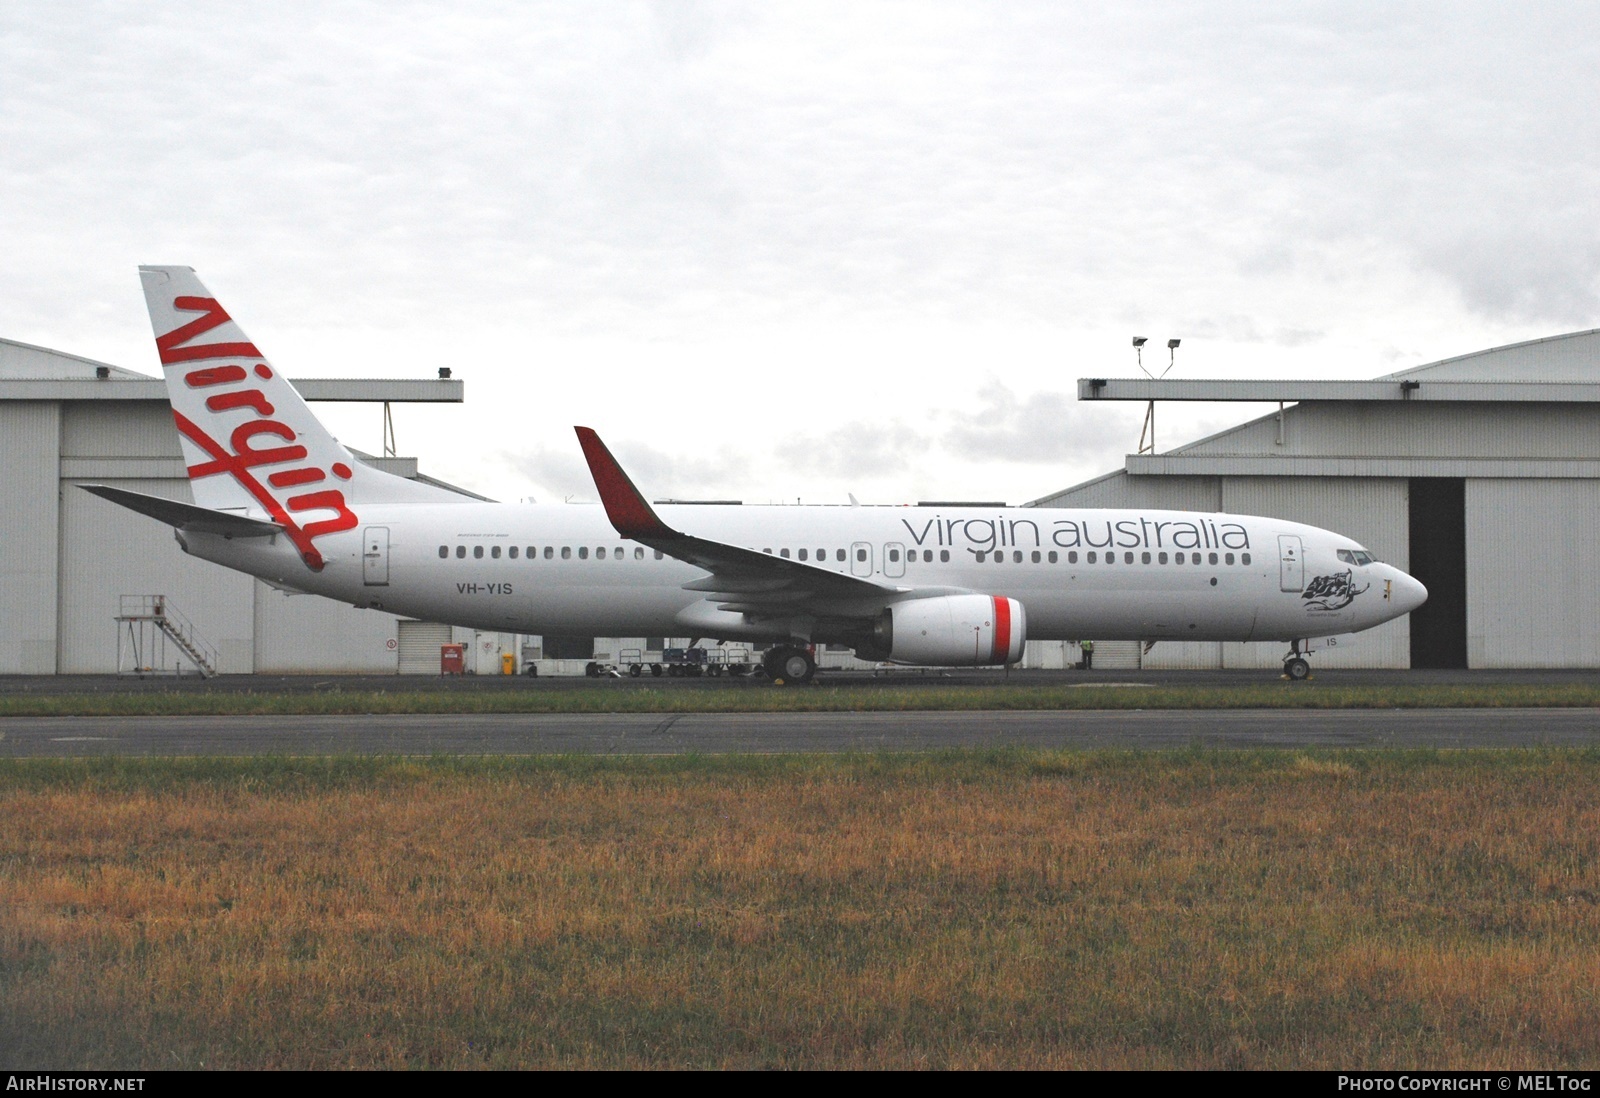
[3,708,1599,756]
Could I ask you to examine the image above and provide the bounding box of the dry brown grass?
[3,751,1599,1069]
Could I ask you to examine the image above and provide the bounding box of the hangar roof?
[0,337,463,402]
[1075,328,1600,403]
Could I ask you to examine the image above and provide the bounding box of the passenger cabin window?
[1047,551,1057,563]
[654,550,664,560]
[1225,553,1234,565]
[856,548,867,562]
[578,547,588,559]
[635,547,645,560]
[1209,552,1218,565]
[545,547,554,559]
[1141,551,1151,564]
[837,549,847,562]
[888,549,899,562]
[1068,551,1078,563]
[456,546,466,559]
[1242,552,1252,565]
[819,549,827,561]
[1158,552,1168,564]
[940,550,950,562]
[798,549,808,561]
[438,546,448,558]
[780,548,790,558]
[1087,551,1097,563]
[473,546,484,559]
[491,546,501,559]
[597,547,606,560]
[561,547,571,559]
[1124,551,1134,564]
[509,547,519,559]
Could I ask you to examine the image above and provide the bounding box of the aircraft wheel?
[1284,657,1311,681]
[765,646,816,686]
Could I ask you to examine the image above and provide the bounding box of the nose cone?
[1392,571,1428,615]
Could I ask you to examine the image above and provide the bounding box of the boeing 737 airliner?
[86,267,1427,682]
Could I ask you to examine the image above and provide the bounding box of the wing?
[574,427,955,619]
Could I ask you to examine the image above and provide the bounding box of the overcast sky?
[4,2,1598,505]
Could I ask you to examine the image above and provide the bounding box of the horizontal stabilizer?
[80,484,285,537]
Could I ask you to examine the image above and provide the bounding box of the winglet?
[574,427,680,541]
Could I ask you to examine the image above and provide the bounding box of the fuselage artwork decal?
[1302,570,1371,612]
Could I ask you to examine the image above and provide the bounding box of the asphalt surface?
[2,707,1598,756]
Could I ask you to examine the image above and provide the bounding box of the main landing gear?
[762,645,816,686]
[1282,640,1312,682]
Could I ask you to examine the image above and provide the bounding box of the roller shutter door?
[1091,640,1142,670]
[397,620,453,675]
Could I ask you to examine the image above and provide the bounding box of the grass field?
[4,681,1600,717]
[4,750,1599,1069]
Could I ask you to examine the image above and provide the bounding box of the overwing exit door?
[851,542,873,578]
[363,526,390,586]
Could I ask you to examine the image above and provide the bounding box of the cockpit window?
[1337,549,1377,566]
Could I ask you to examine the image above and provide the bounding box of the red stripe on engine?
[991,596,1012,663]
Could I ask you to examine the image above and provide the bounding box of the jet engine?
[871,594,1027,665]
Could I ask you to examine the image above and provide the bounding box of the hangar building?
[1033,329,1600,670]
[0,337,483,676]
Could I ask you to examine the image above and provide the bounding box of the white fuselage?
[178,502,1427,648]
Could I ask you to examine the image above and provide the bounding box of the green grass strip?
[2,681,1599,717]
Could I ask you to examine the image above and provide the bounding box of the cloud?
[940,381,1134,466]
[6,1,1600,512]
[772,421,930,479]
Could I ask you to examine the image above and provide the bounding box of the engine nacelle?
[873,595,1027,665]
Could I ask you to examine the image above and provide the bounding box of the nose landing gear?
[1282,640,1312,681]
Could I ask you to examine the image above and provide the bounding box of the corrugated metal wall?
[60,402,182,461]
[1032,471,1221,511]
[0,403,60,673]
[58,478,256,673]
[1176,403,1595,462]
[253,582,400,673]
[1466,479,1600,667]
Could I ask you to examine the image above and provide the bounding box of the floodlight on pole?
[1138,336,1183,455]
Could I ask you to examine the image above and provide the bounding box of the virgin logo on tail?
[161,295,357,571]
